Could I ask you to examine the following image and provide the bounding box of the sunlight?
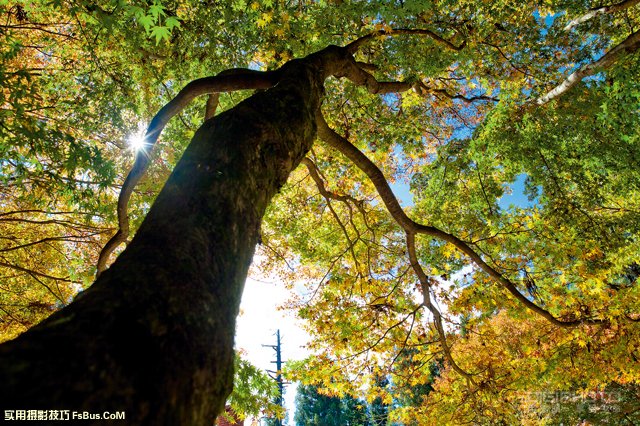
[127,126,148,152]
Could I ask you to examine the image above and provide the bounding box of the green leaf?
[165,16,181,30]
[231,0,247,11]
[150,26,170,44]
[149,2,166,19]
[138,15,154,32]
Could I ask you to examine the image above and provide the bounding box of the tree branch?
[0,260,74,284]
[336,58,415,94]
[302,157,367,276]
[418,83,499,103]
[0,209,101,218]
[0,235,100,253]
[316,111,603,328]
[480,41,533,77]
[564,0,640,31]
[346,28,466,54]
[406,232,475,381]
[96,69,280,276]
[204,93,220,121]
[303,155,375,239]
[536,29,640,105]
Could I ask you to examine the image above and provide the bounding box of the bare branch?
[536,29,640,105]
[96,69,279,276]
[565,0,640,31]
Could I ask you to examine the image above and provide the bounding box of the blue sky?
[391,173,536,209]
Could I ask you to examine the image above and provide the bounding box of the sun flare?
[127,133,147,152]
[127,124,148,152]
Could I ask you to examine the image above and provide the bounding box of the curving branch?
[316,111,603,328]
[406,232,476,382]
[301,157,371,222]
[420,84,499,103]
[536,29,640,105]
[96,69,280,276]
[96,43,389,277]
[302,157,369,276]
[564,0,640,31]
[335,57,415,94]
[346,28,466,54]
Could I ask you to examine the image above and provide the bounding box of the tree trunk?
[0,47,346,424]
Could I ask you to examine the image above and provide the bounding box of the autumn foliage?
[1,0,640,424]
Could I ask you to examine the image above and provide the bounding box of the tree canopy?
[1,0,639,424]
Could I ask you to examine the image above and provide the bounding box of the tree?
[0,39,336,423]
[294,384,370,426]
[1,0,639,425]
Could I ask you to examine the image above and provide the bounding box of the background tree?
[388,350,441,425]
[368,374,390,426]
[0,0,639,424]
[294,384,370,426]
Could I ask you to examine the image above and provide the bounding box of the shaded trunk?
[0,48,340,424]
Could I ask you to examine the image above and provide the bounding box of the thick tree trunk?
[0,47,344,424]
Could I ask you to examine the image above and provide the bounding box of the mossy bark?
[0,51,331,425]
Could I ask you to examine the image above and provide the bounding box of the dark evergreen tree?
[343,393,373,426]
[369,375,389,426]
[294,384,370,426]
[390,350,442,425]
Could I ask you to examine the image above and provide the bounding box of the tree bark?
[0,47,346,425]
